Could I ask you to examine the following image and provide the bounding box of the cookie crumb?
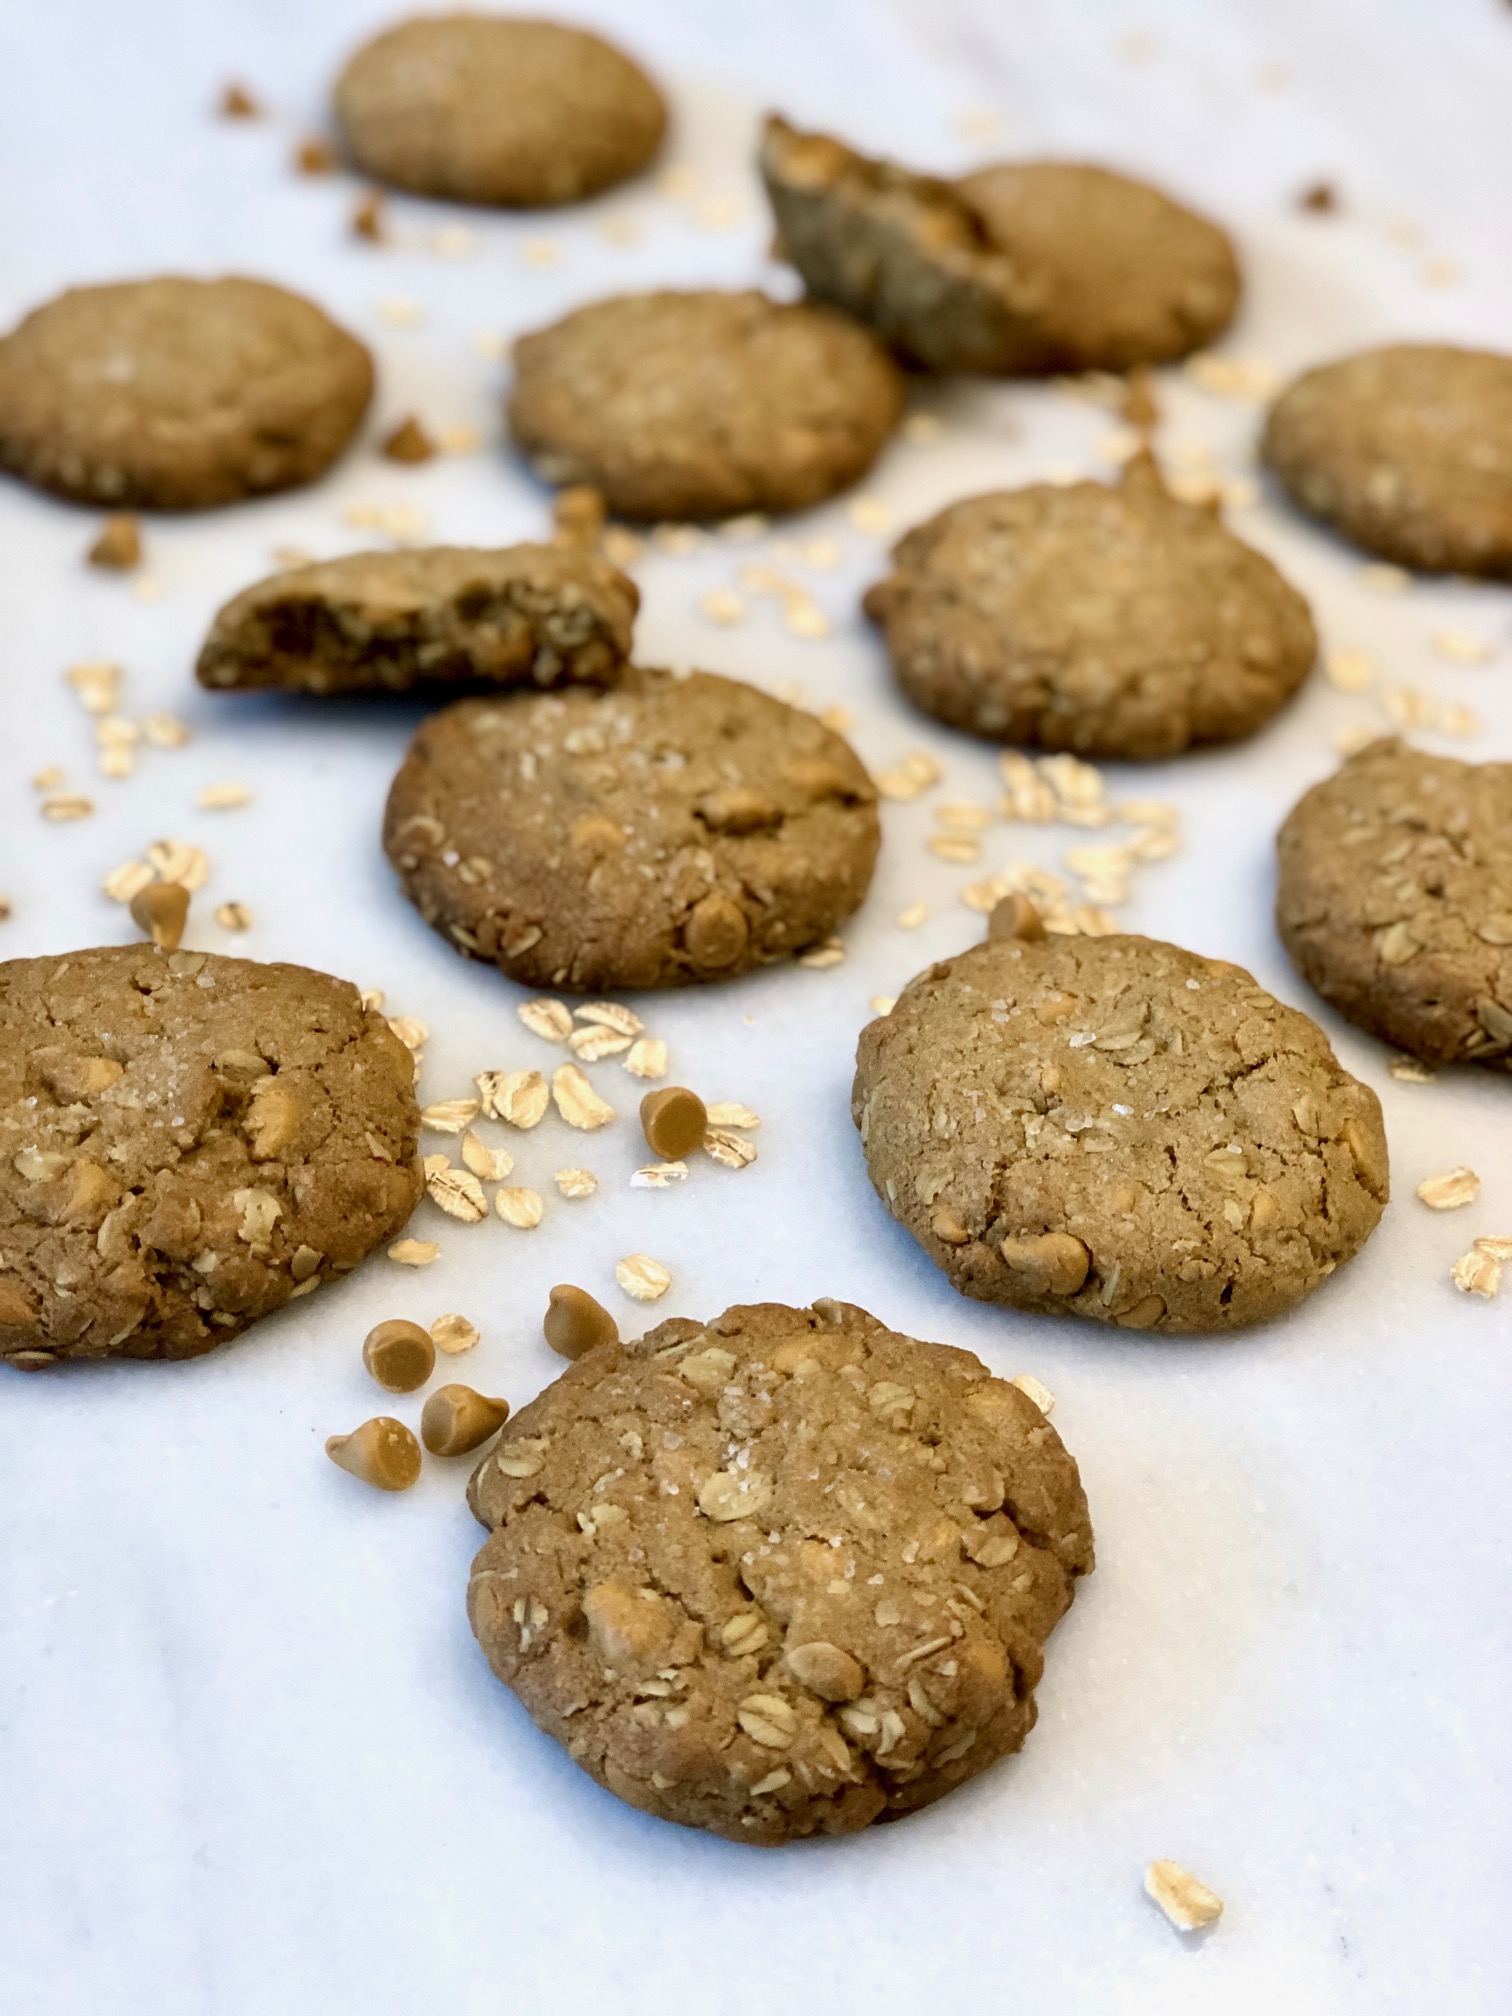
[129,880,189,952]
[1417,1167,1480,1211]
[1144,1860,1223,1932]
[554,1167,599,1199]
[87,514,141,570]
[1298,180,1337,212]
[495,1185,545,1229]
[544,1282,618,1358]
[421,1385,509,1457]
[363,1318,435,1392]
[218,81,261,119]
[295,136,338,175]
[326,1417,421,1491]
[352,192,387,242]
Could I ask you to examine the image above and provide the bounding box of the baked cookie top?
[507,289,904,521]
[1261,343,1512,577]
[467,1296,1093,1844]
[0,946,422,1367]
[760,115,1238,375]
[1277,737,1512,1069]
[853,934,1388,1332]
[383,668,880,991]
[334,14,667,207]
[0,277,373,510]
[862,463,1316,759]
[197,544,639,696]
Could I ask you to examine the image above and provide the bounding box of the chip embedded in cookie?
[1261,344,1512,577]
[853,934,1388,1331]
[507,289,904,521]
[863,461,1316,758]
[334,14,667,207]
[467,1297,1093,1843]
[0,947,423,1366]
[0,277,373,510]
[196,544,639,696]
[1277,738,1512,1069]
[383,668,880,989]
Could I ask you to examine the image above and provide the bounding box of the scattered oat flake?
[616,1254,672,1301]
[460,1129,513,1182]
[1433,629,1494,665]
[519,237,561,269]
[32,765,66,791]
[428,1166,488,1223]
[1326,649,1375,693]
[1417,1167,1480,1211]
[896,901,928,929]
[145,839,208,890]
[359,989,384,1013]
[704,1101,760,1130]
[818,703,853,732]
[704,1128,758,1169]
[388,1016,428,1052]
[869,995,897,1017]
[568,1024,632,1062]
[518,997,574,1043]
[624,1037,668,1080]
[936,801,993,831]
[103,859,154,903]
[431,223,476,260]
[41,793,93,822]
[1011,1373,1056,1416]
[928,833,981,864]
[438,425,482,455]
[1388,1055,1436,1083]
[1452,1245,1502,1299]
[847,496,892,535]
[142,712,190,748]
[575,1001,644,1036]
[652,522,704,555]
[430,1313,479,1355]
[376,296,425,326]
[1361,562,1411,595]
[1144,1860,1223,1933]
[700,587,746,626]
[477,1068,549,1129]
[198,781,251,810]
[1185,354,1278,402]
[782,597,831,640]
[552,1062,616,1130]
[495,1185,545,1229]
[66,661,122,713]
[632,1161,689,1189]
[214,901,253,932]
[600,525,643,569]
[131,577,162,605]
[797,938,846,970]
[554,1166,599,1199]
[388,1238,440,1266]
[422,1098,482,1134]
[902,411,945,442]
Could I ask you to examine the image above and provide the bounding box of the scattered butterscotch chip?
[477,1067,549,1128]
[87,514,142,570]
[362,1317,436,1392]
[41,792,94,821]
[987,893,1047,944]
[552,1062,615,1130]
[352,191,387,241]
[552,484,607,549]
[1417,1167,1481,1211]
[544,1283,618,1359]
[129,880,190,951]
[388,1237,440,1266]
[495,1185,545,1229]
[430,1312,480,1355]
[1144,1860,1223,1932]
[218,81,261,119]
[325,1416,422,1492]
[623,1037,668,1080]
[615,1253,672,1301]
[421,1384,510,1457]
[554,1166,598,1199]
[703,1126,757,1169]
[460,1129,512,1181]
[518,997,574,1043]
[427,1165,488,1222]
[214,901,253,932]
[296,136,339,174]
[381,416,436,464]
[421,1098,481,1134]
[198,781,252,810]
[1011,1372,1056,1416]
[640,1085,708,1160]
[0,896,11,921]
[1299,180,1337,212]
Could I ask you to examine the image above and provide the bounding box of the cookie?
[853,933,1388,1332]
[334,14,666,207]
[1261,344,1512,577]
[0,277,373,510]
[0,946,423,1367]
[1276,737,1512,1068]
[862,461,1316,758]
[383,668,880,990]
[507,289,904,521]
[760,116,1238,375]
[467,1296,1093,1844]
[197,544,638,696]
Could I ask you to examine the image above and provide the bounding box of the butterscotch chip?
[197,543,637,696]
[381,416,435,464]
[326,1416,422,1491]
[87,514,141,569]
[507,289,903,521]
[383,669,880,990]
[987,894,1046,944]
[129,880,189,951]
[421,1384,509,1456]
[0,946,423,1365]
[640,1086,707,1160]
[1276,739,1512,1069]
[543,1282,619,1360]
[1262,344,1512,576]
[295,136,338,175]
[334,15,667,208]
[352,192,386,242]
[219,82,261,119]
[467,1297,1093,1843]
[864,462,1315,759]
[0,277,373,509]
[853,934,1387,1331]
[363,1317,435,1391]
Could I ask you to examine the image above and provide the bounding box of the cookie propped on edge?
[467,1296,1093,1844]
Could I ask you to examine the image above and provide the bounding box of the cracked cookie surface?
[0,946,423,1366]
[383,667,880,990]
[1277,738,1512,1069]
[853,934,1387,1332]
[467,1296,1093,1844]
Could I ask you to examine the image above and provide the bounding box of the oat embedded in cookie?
[334,14,667,208]
[0,945,423,1366]
[196,545,638,696]
[507,289,904,521]
[466,1296,1093,1844]
[862,461,1316,758]
[0,277,373,510]
[382,667,881,990]
[852,934,1388,1332]
[1261,344,1512,577]
[1276,738,1512,1069]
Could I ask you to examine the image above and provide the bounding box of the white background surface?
[2,3,1510,2011]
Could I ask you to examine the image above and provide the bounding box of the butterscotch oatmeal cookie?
[862,460,1315,758]
[853,934,1387,1331]
[334,14,666,207]
[467,1297,1093,1843]
[1261,345,1512,576]
[0,946,422,1366]
[0,278,373,509]
[507,290,904,520]
[196,545,638,695]
[383,668,880,989]
[760,116,1238,374]
[1276,738,1512,1069]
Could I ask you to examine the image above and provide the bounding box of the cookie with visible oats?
[1261,344,1512,577]
[334,14,666,207]
[467,1296,1093,1844]
[1276,738,1512,1069]
[507,289,904,521]
[0,946,423,1367]
[853,934,1387,1332]
[0,277,373,510]
[383,667,879,989]
[760,115,1238,375]
[197,544,638,695]
[862,461,1316,758]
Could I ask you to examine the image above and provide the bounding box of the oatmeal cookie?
[467,1296,1093,1843]
[383,668,880,989]
[853,934,1387,1331]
